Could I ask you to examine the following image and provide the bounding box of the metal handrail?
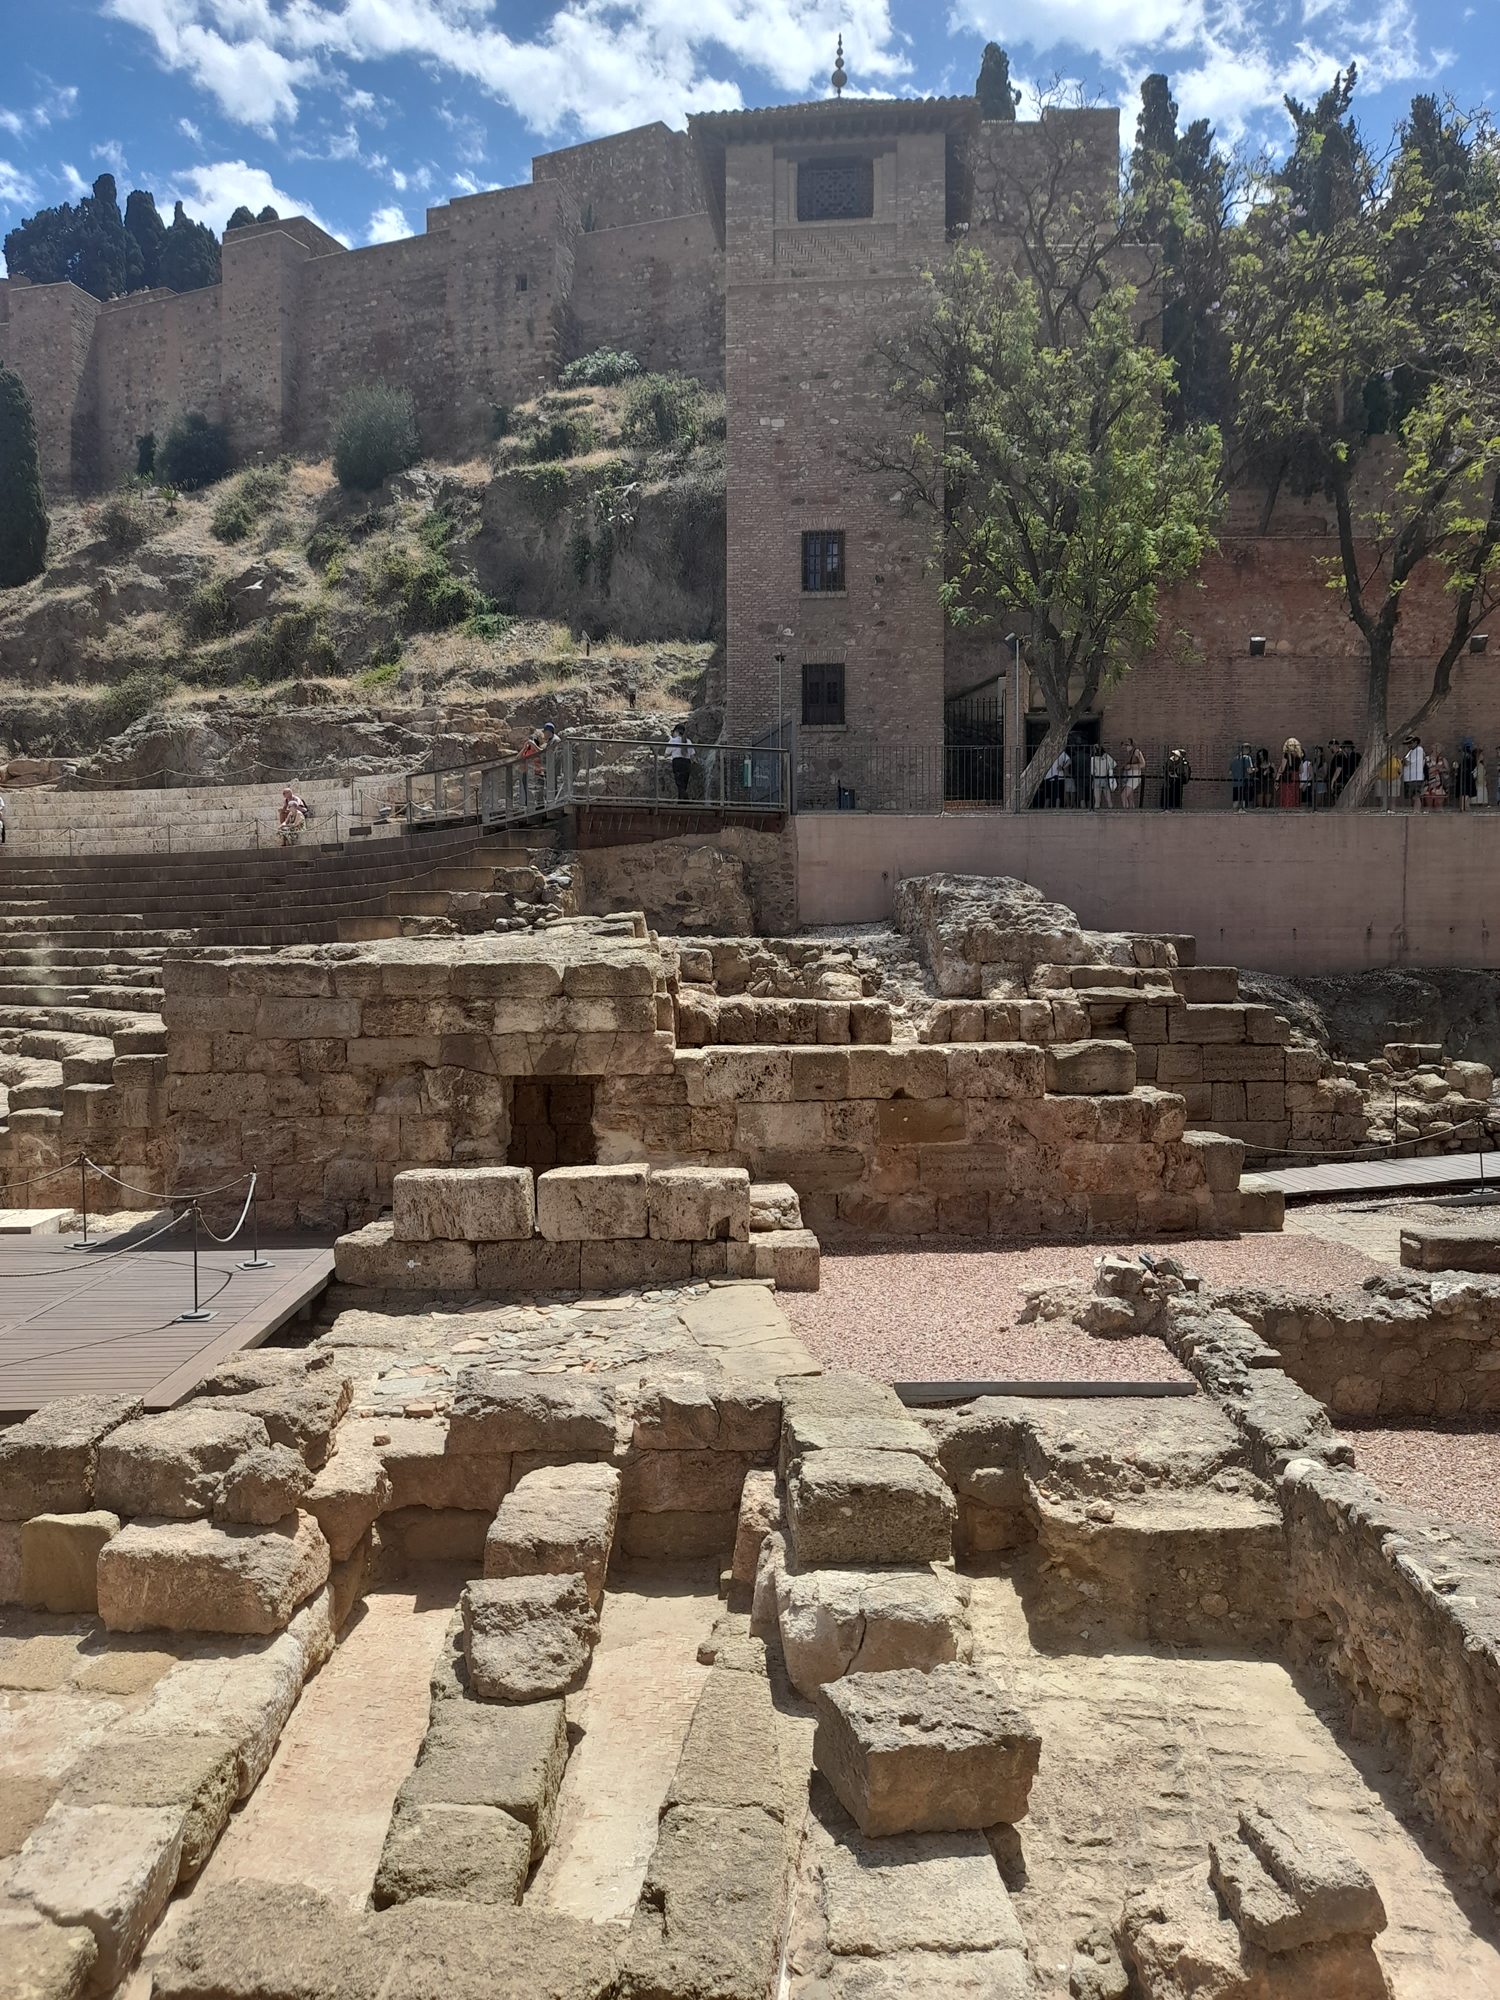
[404,738,792,829]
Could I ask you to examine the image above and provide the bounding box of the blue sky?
[1,0,1493,255]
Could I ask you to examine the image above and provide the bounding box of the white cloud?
[0,160,38,207]
[169,157,345,239]
[59,162,89,197]
[0,111,25,140]
[94,140,130,177]
[365,201,408,241]
[101,0,909,141]
[390,167,407,191]
[178,115,203,141]
[0,76,80,144]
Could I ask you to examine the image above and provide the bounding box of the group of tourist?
[1228,740,1360,809]
[1037,735,1499,811]
[1039,740,1187,809]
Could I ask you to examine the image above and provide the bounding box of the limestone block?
[878,1097,966,1145]
[1234,1177,1286,1233]
[461,1573,600,1702]
[791,1048,852,1101]
[0,1394,143,1520]
[448,1370,615,1456]
[945,1044,1046,1100]
[371,1801,531,1909]
[631,1372,719,1450]
[305,1438,392,1562]
[782,1406,937,1473]
[1045,1042,1137,1095]
[579,1238,693,1290]
[9,1803,184,1989]
[663,1663,784,1820]
[1209,1801,1386,1953]
[682,1046,794,1107]
[732,1469,782,1586]
[475,1238,582,1293]
[399,1696,568,1863]
[846,1046,948,1100]
[379,1422,510,1512]
[814,1664,1040,1836]
[787,1450,955,1567]
[817,1002,852,1044]
[333,1220,477,1293]
[649,1166,751,1242]
[1177,967,1239,1003]
[195,1375,353,1472]
[750,1228,821,1291]
[484,1463,620,1607]
[1202,1045,1285,1082]
[750,1182,802,1232]
[0,1518,20,1604]
[1244,1007,1293,1046]
[59,1730,239,1878]
[616,1804,789,2000]
[1170,1004,1246,1043]
[0,1910,97,2000]
[214,1445,314,1527]
[96,1510,331,1636]
[1177,1130,1245,1194]
[619,1510,739,1560]
[1120,1869,1389,2000]
[379,1506,490,1563]
[777,1567,973,1700]
[536,1163,649,1241]
[392,1166,536,1243]
[94,1410,272,1521]
[1446,1060,1493,1102]
[621,1450,753,1516]
[849,1000,893,1044]
[820,1822,1025,1957]
[20,1511,119,1614]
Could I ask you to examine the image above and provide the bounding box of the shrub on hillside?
[0,366,49,587]
[100,666,174,736]
[530,414,594,462]
[333,383,419,491]
[181,575,234,642]
[96,482,159,553]
[559,348,639,388]
[157,411,229,490]
[211,463,285,543]
[621,373,707,449]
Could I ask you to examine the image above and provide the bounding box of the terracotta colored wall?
[794,811,1500,973]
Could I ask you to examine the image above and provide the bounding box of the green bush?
[212,464,285,543]
[333,383,419,491]
[241,606,337,680]
[621,373,707,449]
[100,666,173,736]
[136,432,156,478]
[559,349,639,388]
[181,576,234,642]
[0,367,49,587]
[515,464,569,522]
[464,607,514,641]
[530,414,594,462]
[157,411,229,491]
[96,483,158,553]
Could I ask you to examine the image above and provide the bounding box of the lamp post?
[774,650,786,746]
[1005,633,1022,812]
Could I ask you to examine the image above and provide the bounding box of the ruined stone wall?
[575,823,797,935]
[532,122,708,232]
[569,215,724,385]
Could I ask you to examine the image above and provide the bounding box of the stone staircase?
[0,825,554,1208]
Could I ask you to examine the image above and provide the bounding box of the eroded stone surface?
[393,1165,536,1243]
[462,1572,600,1702]
[95,1410,271,1521]
[370,1800,531,1908]
[448,1370,616,1456]
[787,1449,955,1567]
[1210,1801,1387,1953]
[396,1695,568,1862]
[777,1565,973,1699]
[483,1462,620,1607]
[20,1511,120,1614]
[0,1395,144,1520]
[95,1511,331,1635]
[616,1803,789,2000]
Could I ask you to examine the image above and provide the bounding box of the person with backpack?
[278,785,310,845]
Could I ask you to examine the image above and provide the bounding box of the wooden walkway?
[0,1232,335,1413]
[1256,1149,1500,1202]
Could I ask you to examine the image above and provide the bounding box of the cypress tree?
[225,205,256,231]
[976,45,1019,121]
[124,189,167,288]
[0,368,50,588]
[161,201,221,292]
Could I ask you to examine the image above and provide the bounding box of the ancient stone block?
[1209,1801,1386,1953]
[484,1463,620,1607]
[392,1166,536,1243]
[8,1803,184,1990]
[631,1372,719,1450]
[665,1663,784,1819]
[305,1437,392,1562]
[782,1406,936,1472]
[814,1664,1040,1836]
[787,1450,955,1567]
[732,1469,782,1585]
[378,1422,510,1513]
[379,1506,491,1563]
[399,1696,568,1863]
[750,1228,821,1290]
[196,1374,352,1471]
[681,1046,794,1106]
[59,1731,239,1878]
[878,1097,965,1145]
[1201,1045,1285,1082]
[536,1163,649,1241]
[475,1238,583,1293]
[616,1804,789,2000]
[777,1566,972,1699]
[579,1239,694,1289]
[1177,1130,1245,1194]
[461,1572,599,1703]
[621,1450,753,1516]
[0,1911,97,2000]
[820,1822,1025,1957]
[749,1181,802,1231]
[371,1801,531,1909]
[20,1510,119,1615]
[849,1000,893,1044]
[1046,1042,1137,1095]
[448,1370,615,1456]
[1120,1869,1389,2000]
[1170,1004,1246,1043]
[648,1166,751,1242]
[213,1445,314,1527]
[334,1219,477,1292]
[96,1511,331,1636]
[0,1394,143,1520]
[618,1510,739,1560]
[945,1044,1046,1100]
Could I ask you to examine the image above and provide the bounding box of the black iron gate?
[943,691,1005,803]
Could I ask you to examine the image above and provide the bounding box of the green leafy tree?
[157,411,229,490]
[161,202,221,292]
[876,246,1222,805]
[124,190,166,288]
[976,44,1019,121]
[1226,84,1500,805]
[333,383,419,490]
[0,367,50,588]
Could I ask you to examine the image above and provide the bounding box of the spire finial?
[832,35,847,97]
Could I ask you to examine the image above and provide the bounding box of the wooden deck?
[1257,1149,1500,1202]
[0,1232,336,1414]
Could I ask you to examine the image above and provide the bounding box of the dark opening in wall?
[509,1077,597,1168]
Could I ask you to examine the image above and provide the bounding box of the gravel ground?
[1347,1425,1500,1544]
[781,1231,1384,1384]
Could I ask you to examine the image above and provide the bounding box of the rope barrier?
[191,1175,258,1246]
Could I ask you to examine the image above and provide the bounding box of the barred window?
[802,662,846,727]
[802,530,845,593]
[797,158,875,223]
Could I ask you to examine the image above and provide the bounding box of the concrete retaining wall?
[795,813,1500,975]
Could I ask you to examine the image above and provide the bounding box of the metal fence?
[405,737,791,828]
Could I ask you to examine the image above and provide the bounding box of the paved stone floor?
[966,1560,1500,2000]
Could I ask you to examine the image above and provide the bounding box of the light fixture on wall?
[1248,636,1267,657]
[1471,634,1490,655]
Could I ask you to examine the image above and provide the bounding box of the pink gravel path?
[781,1232,1385,1385]
[1348,1426,1500,1546]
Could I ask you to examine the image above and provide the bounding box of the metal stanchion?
[176,1204,216,1323]
[67,1155,91,1250]
[239,1169,273,1271]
